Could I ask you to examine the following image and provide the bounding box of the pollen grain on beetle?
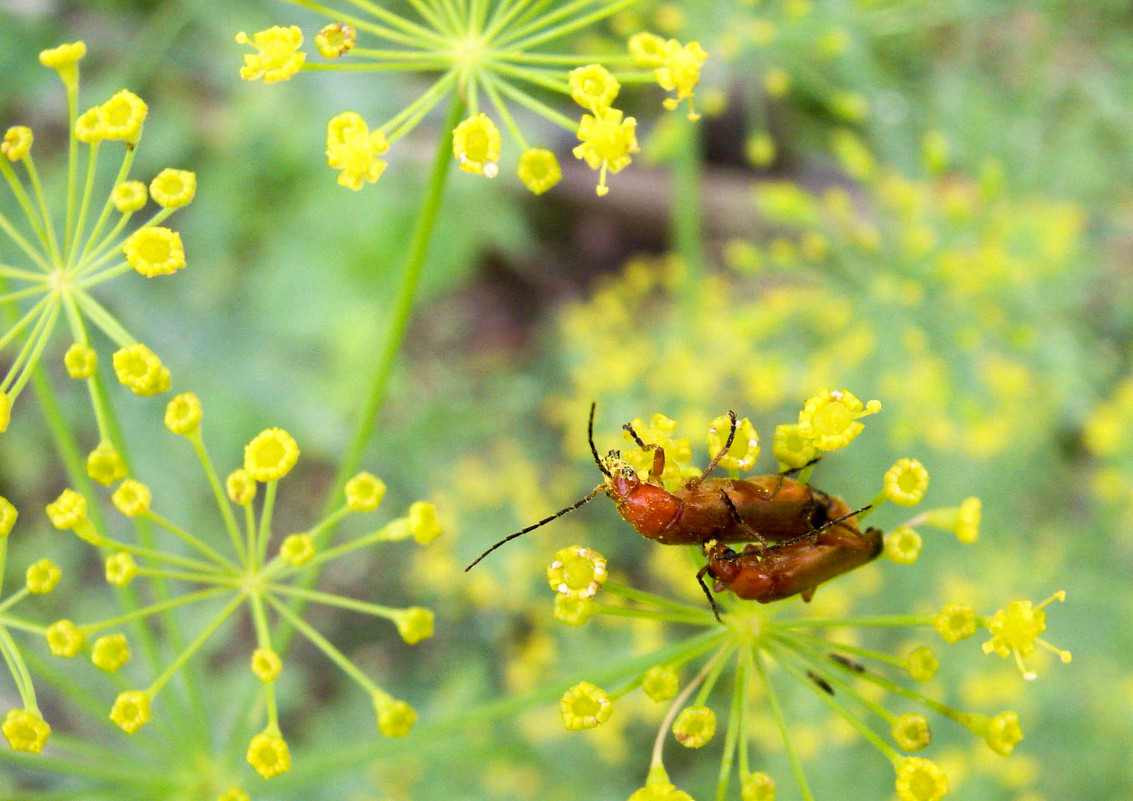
[32,391,441,775]
[238,0,707,195]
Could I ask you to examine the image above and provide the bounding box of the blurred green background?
[1,0,1132,799]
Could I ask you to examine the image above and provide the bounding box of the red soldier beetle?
[466,403,882,621]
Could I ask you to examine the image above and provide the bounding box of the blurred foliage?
[2,0,1133,800]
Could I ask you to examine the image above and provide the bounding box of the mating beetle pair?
[467,405,882,620]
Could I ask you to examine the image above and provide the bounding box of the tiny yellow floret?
[0,496,17,538]
[569,64,621,112]
[408,501,443,544]
[345,471,387,512]
[573,107,639,197]
[112,479,152,517]
[105,552,138,586]
[741,771,776,801]
[673,705,716,748]
[375,698,417,737]
[797,388,881,451]
[655,39,708,120]
[26,558,61,594]
[113,344,171,395]
[771,422,819,470]
[100,90,148,143]
[884,459,929,505]
[906,646,938,682]
[46,620,85,657]
[894,756,949,801]
[226,469,257,505]
[326,111,389,190]
[982,591,1071,679]
[2,126,33,161]
[984,711,1024,756]
[91,633,131,673]
[251,648,283,682]
[123,226,186,277]
[707,414,760,471]
[244,428,300,482]
[236,27,306,83]
[547,545,608,599]
[2,709,51,753]
[39,41,86,69]
[165,392,203,436]
[111,180,148,212]
[642,665,680,701]
[246,730,291,778]
[149,168,197,208]
[925,497,981,544]
[280,533,315,566]
[933,603,977,644]
[63,342,97,378]
[395,607,435,644]
[86,442,127,486]
[893,713,931,751]
[315,23,357,58]
[452,113,501,178]
[517,148,562,195]
[628,32,667,67]
[46,489,87,530]
[628,779,695,801]
[553,595,597,626]
[884,527,922,565]
[560,681,612,730]
[218,789,250,801]
[75,107,106,143]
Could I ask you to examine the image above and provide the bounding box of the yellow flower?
[547,546,608,599]
[100,90,148,142]
[2,126,33,161]
[517,148,562,195]
[2,709,51,753]
[642,665,679,701]
[226,469,257,505]
[25,558,62,594]
[628,32,667,68]
[110,180,148,212]
[149,168,197,208]
[251,648,283,682]
[46,619,85,657]
[905,646,938,682]
[105,552,138,586]
[75,107,106,143]
[771,422,820,470]
[0,496,18,538]
[408,501,443,544]
[113,343,171,396]
[123,226,187,277]
[63,342,97,379]
[246,730,291,778]
[39,41,86,69]
[893,713,931,751]
[707,414,760,471]
[628,779,694,801]
[884,458,930,506]
[553,595,597,626]
[933,603,977,644]
[883,527,922,565]
[981,592,1071,678]
[86,441,127,486]
[375,697,417,737]
[452,113,501,178]
[569,64,621,112]
[218,788,250,801]
[984,710,1023,756]
[112,480,152,517]
[165,392,203,436]
[655,39,708,120]
[46,489,88,530]
[244,428,300,482]
[345,471,386,512]
[236,26,306,83]
[280,533,315,566]
[395,607,435,644]
[796,388,881,451]
[326,111,390,190]
[315,23,357,59]
[573,107,639,197]
[91,633,131,673]
[894,756,948,801]
[560,681,612,730]
[673,705,716,747]
[741,772,775,801]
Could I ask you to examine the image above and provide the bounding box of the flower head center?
[452,33,488,71]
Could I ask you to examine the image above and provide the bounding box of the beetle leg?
[756,504,874,554]
[719,489,769,548]
[778,456,821,478]
[695,563,723,623]
[622,422,667,483]
[688,410,738,487]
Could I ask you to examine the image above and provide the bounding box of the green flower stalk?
[237,0,707,195]
[1,43,193,435]
[39,391,440,778]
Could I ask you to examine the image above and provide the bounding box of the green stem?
[671,115,704,289]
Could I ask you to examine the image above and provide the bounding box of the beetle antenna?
[589,402,612,479]
[622,421,648,451]
[693,410,738,485]
[465,485,605,571]
[717,504,874,562]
